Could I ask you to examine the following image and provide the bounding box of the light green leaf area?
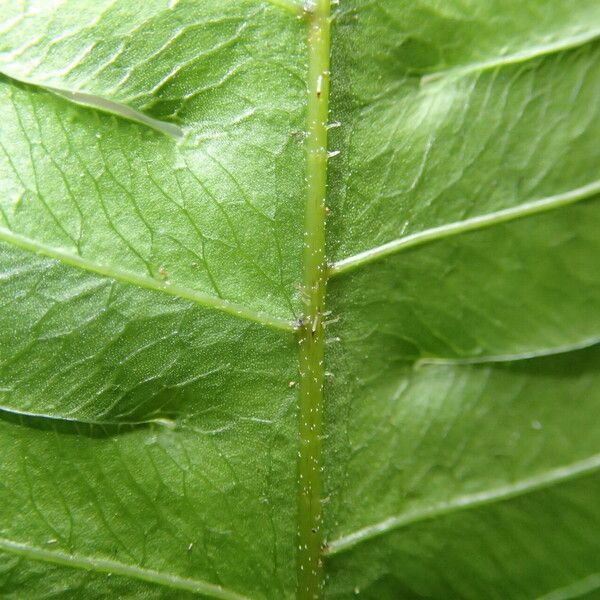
[0,0,599,599]
[0,0,306,320]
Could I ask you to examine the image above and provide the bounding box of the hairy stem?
[297,0,331,598]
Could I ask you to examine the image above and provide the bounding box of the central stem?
[297,1,331,598]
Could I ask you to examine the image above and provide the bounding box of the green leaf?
[0,1,599,599]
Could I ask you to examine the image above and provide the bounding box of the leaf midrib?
[295,1,331,597]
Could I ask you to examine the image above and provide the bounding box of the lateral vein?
[330,179,600,276]
[326,452,600,555]
[536,572,600,600]
[421,27,600,85]
[0,537,250,600]
[0,404,178,430]
[0,70,183,139]
[415,336,600,367]
[0,227,294,332]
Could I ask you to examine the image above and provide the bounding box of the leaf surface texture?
[0,0,599,598]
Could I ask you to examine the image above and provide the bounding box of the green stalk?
[297,0,331,598]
